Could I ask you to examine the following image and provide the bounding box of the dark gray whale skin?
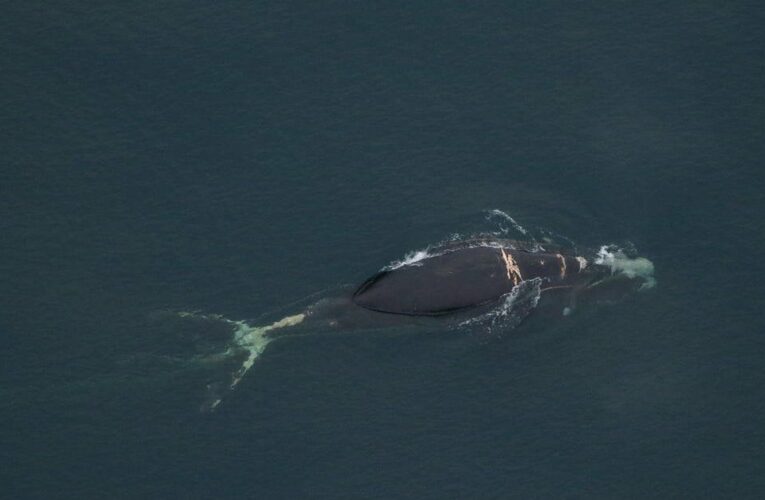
[351,242,611,317]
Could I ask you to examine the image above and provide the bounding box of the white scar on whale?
[575,256,588,271]
[500,248,523,285]
[556,253,567,279]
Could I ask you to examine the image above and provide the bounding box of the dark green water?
[2,2,764,497]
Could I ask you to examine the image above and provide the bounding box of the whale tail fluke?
[167,310,306,412]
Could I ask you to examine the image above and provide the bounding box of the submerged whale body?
[351,241,631,317]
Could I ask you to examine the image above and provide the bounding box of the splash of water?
[458,278,543,338]
[594,245,656,290]
[385,248,433,270]
[486,209,529,236]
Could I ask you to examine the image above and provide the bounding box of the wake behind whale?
[160,212,656,411]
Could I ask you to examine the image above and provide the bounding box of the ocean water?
[2,2,764,498]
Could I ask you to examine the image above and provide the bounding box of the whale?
[253,238,654,340]
[172,238,655,411]
[352,241,601,316]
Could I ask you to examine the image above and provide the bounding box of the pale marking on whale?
[575,256,587,271]
[499,248,523,285]
[556,254,567,279]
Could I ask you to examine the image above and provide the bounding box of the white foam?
[385,248,434,270]
[459,278,542,335]
[384,234,533,273]
[486,209,528,235]
[595,245,656,290]
[385,240,510,272]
